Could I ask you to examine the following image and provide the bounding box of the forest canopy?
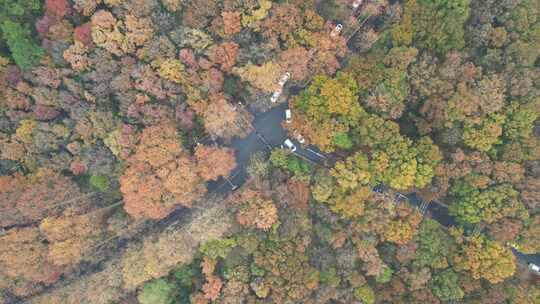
[0,0,539,303]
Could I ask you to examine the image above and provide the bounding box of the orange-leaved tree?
[452,234,516,284]
[194,145,237,182]
[120,124,206,219]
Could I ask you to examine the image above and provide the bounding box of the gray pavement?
[205,90,539,270]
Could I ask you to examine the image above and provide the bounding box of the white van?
[530,263,540,273]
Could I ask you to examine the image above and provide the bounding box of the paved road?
[511,248,540,266]
[210,95,540,269]
[208,101,327,192]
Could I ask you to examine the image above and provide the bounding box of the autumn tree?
[122,204,233,290]
[311,170,335,203]
[286,179,310,210]
[240,0,272,28]
[260,3,324,49]
[408,51,508,139]
[246,151,270,179]
[368,136,442,191]
[331,152,372,191]
[161,0,182,12]
[252,239,320,303]
[413,219,454,270]
[449,182,526,225]
[346,47,418,119]
[487,218,522,243]
[230,181,279,231]
[73,22,93,46]
[400,267,431,291]
[462,114,505,152]
[279,47,311,83]
[309,31,348,76]
[119,124,206,219]
[383,205,422,245]
[428,269,464,301]
[236,198,278,231]
[503,102,538,141]
[63,41,90,71]
[393,0,471,56]
[351,116,442,190]
[181,0,219,28]
[233,61,282,94]
[312,152,375,218]
[452,234,516,284]
[196,93,253,141]
[517,215,540,254]
[194,145,236,182]
[0,227,62,293]
[206,42,239,72]
[39,209,108,266]
[138,279,177,304]
[354,285,376,304]
[287,72,363,152]
[0,168,92,228]
[222,11,242,36]
[91,10,154,56]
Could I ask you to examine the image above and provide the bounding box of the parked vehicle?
[373,185,384,194]
[278,72,291,86]
[331,24,343,37]
[283,139,297,152]
[352,0,363,9]
[270,89,282,103]
[506,242,520,250]
[395,193,408,203]
[285,109,292,123]
[529,263,540,273]
[295,133,306,144]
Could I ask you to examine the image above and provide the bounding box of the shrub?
[89,175,110,192]
[174,263,199,288]
[1,20,43,69]
[375,267,393,283]
[354,285,375,304]
[320,268,340,288]
[429,269,465,301]
[200,238,237,259]
[269,149,288,169]
[333,132,353,150]
[137,279,177,304]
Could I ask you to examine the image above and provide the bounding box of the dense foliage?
[0,0,538,303]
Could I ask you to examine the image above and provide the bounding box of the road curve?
[214,95,540,269]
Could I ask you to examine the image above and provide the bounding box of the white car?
[283,139,297,152]
[278,72,291,86]
[506,242,520,250]
[270,90,282,103]
[529,263,540,273]
[331,24,343,37]
[352,0,363,9]
[395,193,407,202]
[285,109,292,123]
[296,133,306,144]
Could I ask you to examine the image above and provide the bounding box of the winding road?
[211,93,540,269]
